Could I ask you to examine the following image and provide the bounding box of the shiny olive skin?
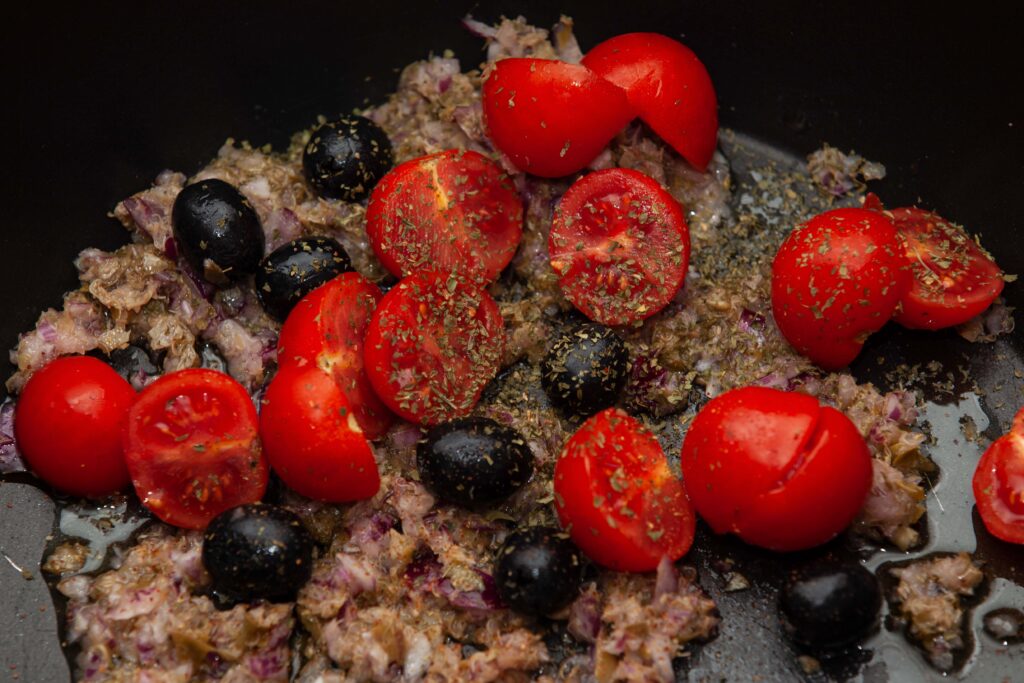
[779,561,882,649]
[417,417,534,507]
[171,179,265,285]
[255,236,353,321]
[495,526,584,616]
[202,503,314,604]
[303,115,393,201]
[541,323,629,416]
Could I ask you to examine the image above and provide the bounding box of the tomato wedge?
[364,269,505,427]
[549,168,690,326]
[680,386,872,551]
[366,149,523,282]
[481,58,634,178]
[277,273,394,439]
[582,33,718,171]
[973,407,1024,544]
[260,364,380,502]
[554,408,695,572]
[890,206,1004,330]
[123,369,267,529]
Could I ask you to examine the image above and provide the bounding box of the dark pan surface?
[2,2,1022,681]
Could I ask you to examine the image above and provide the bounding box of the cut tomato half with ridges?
[973,408,1024,544]
[549,168,689,326]
[366,149,523,282]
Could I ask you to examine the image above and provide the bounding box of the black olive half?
[495,526,584,616]
[417,416,534,508]
[779,561,882,649]
[541,323,629,417]
[171,178,265,285]
[202,503,314,604]
[255,236,353,321]
[303,115,393,201]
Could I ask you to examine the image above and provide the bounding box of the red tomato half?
[973,407,1024,544]
[549,168,689,326]
[366,150,523,282]
[364,269,505,426]
[260,364,380,503]
[123,369,267,529]
[680,386,872,552]
[771,208,910,369]
[554,408,696,572]
[583,33,718,171]
[481,58,634,178]
[277,273,394,439]
[889,206,1004,330]
[15,356,135,497]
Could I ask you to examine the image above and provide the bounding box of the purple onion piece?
[0,400,26,474]
[654,555,679,598]
[738,308,767,338]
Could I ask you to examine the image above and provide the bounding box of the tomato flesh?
[973,408,1024,544]
[771,207,910,369]
[554,408,695,572]
[582,33,718,171]
[15,355,135,497]
[366,150,523,282]
[680,386,872,551]
[123,369,267,529]
[888,206,1004,330]
[482,58,634,178]
[260,364,380,502]
[364,269,505,426]
[277,273,394,439]
[549,168,690,326]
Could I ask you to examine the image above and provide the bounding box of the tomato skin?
[973,408,1024,544]
[14,356,135,497]
[582,33,718,171]
[888,206,1004,330]
[554,408,696,572]
[364,269,505,427]
[549,168,690,326]
[680,386,872,552]
[277,273,394,439]
[481,58,634,178]
[365,150,523,282]
[771,208,910,370]
[123,369,267,529]
[260,364,380,503]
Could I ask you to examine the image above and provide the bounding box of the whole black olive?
[417,417,534,507]
[202,503,314,603]
[303,115,393,201]
[495,526,584,616]
[171,179,265,285]
[541,323,629,416]
[255,236,353,321]
[779,561,882,649]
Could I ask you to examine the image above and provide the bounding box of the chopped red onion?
[0,400,25,474]
[654,556,679,598]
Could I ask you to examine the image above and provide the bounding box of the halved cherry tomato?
[680,386,872,551]
[771,208,910,369]
[481,58,634,178]
[582,33,718,171]
[123,368,267,529]
[366,150,523,282]
[260,364,380,502]
[549,168,689,326]
[863,195,1005,330]
[277,273,393,439]
[554,408,695,572]
[364,269,505,427]
[973,407,1024,544]
[15,355,135,497]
